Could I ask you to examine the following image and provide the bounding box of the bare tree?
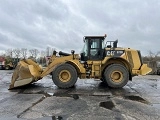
[0,52,5,57]
[21,48,27,59]
[143,50,160,74]
[46,46,54,56]
[40,50,46,57]
[29,49,34,57]
[5,49,13,58]
[46,47,50,56]
[29,49,39,58]
[147,50,160,61]
[13,49,21,59]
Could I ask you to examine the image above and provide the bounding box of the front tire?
[103,64,129,88]
[52,63,77,88]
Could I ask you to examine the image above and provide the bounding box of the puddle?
[33,116,63,120]
[13,84,41,90]
[99,101,115,110]
[7,72,13,74]
[37,91,52,97]
[53,93,79,100]
[52,116,63,120]
[0,116,25,120]
[18,90,53,98]
[150,84,157,89]
[0,115,64,120]
[148,79,157,81]
[124,95,149,104]
[72,94,79,100]
[18,89,79,100]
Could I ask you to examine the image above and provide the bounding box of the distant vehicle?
[0,56,19,70]
[0,56,5,70]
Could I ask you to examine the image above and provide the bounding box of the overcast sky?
[0,0,159,56]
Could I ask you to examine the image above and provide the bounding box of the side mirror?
[71,50,75,55]
[53,50,57,55]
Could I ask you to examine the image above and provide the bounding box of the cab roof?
[84,34,107,39]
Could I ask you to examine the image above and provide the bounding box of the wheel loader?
[9,34,152,89]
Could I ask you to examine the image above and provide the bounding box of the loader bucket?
[9,59,43,89]
[140,64,152,75]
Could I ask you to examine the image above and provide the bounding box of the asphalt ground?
[0,70,160,120]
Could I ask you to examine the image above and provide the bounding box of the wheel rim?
[59,70,71,82]
[110,71,123,83]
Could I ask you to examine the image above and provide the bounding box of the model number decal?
[106,50,124,56]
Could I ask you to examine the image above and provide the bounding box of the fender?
[66,60,86,74]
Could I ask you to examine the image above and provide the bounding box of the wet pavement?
[0,70,160,120]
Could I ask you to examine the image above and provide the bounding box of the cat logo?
[106,51,115,56]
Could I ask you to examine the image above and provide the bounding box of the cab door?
[88,38,104,60]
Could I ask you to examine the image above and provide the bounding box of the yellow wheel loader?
[9,34,152,89]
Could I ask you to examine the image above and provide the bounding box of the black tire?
[103,64,129,88]
[5,66,10,70]
[52,63,77,88]
[0,65,2,70]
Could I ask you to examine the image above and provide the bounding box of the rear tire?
[52,63,77,88]
[103,64,129,88]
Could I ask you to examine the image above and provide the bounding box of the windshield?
[81,40,88,57]
[81,38,105,56]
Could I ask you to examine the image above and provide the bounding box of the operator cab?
[80,35,106,61]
